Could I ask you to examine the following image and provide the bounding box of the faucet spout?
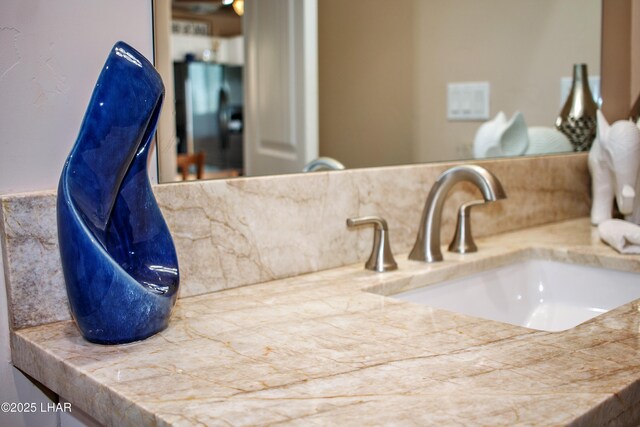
[408,165,506,263]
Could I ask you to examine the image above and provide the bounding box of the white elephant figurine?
[588,110,640,225]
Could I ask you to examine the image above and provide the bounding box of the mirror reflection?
[154,0,601,183]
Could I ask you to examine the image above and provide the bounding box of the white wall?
[318,0,415,170]
[318,0,601,166]
[414,0,601,163]
[171,34,245,65]
[0,1,153,426]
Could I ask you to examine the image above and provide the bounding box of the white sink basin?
[393,259,640,332]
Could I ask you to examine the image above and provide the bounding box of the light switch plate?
[447,82,490,121]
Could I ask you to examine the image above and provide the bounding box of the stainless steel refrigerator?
[174,61,244,173]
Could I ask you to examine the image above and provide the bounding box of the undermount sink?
[392,259,640,332]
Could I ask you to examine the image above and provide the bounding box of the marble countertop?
[10,218,640,426]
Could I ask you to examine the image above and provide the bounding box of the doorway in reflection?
[170,0,244,181]
[174,61,244,179]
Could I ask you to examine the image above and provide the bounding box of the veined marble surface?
[10,219,640,426]
[0,154,590,330]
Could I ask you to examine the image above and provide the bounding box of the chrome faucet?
[346,216,397,272]
[408,165,506,263]
[302,157,345,172]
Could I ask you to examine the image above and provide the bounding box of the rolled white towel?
[598,219,640,254]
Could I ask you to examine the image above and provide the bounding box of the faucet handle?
[347,216,398,272]
[448,199,485,254]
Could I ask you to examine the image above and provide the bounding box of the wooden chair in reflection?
[177,151,205,181]
[176,152,242,181]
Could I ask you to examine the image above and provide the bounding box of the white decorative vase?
[473,111,529,158]
[525,127,573,155]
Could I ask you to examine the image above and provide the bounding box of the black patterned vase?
[555,63,598,152]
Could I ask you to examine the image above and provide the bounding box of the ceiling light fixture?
[232,0,244,16]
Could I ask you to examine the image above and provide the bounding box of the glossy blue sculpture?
[57,42,179,344]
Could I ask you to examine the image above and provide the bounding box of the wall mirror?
[153,0,602,183]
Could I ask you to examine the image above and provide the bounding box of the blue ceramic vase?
[57,42,179,344]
